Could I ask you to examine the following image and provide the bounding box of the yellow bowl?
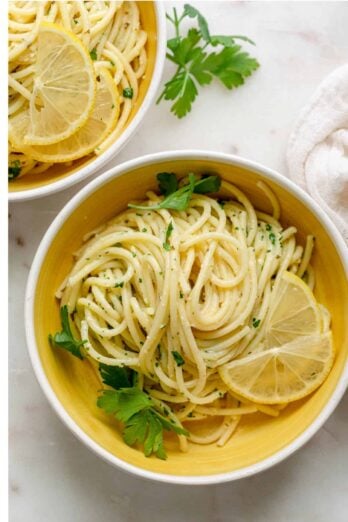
[25,151,348,484]
[9,2,166,202]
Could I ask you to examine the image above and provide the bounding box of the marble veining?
[9,2,348,521]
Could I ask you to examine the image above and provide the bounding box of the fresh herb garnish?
[193,175,221,194]
[8,160,22,180]
[114,281,124,288]
[157,172,179,196]
[99,363,136,389]
[172,351,185,366]
[265,224,272,231]
[128,172,221,211]
[252,317,261,328]
[163,221,174,251]
[89,47,97,61]
[97,364,188,459]
[123,87,134,99]
[157,3,259,117]
[49,305,86,359]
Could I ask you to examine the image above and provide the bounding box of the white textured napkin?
[286,64,348,243]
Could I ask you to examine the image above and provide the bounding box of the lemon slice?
[10,68,119,163]
[24,22,96,145]
[265,271,321,348]
[219,333,334,404]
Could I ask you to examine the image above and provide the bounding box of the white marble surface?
[9,2,348,521]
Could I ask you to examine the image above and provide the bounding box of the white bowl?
[9,3,166,202]
[25,150,348,484]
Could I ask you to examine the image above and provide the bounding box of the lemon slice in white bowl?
[24,22,96,146]
[10,68,119,163]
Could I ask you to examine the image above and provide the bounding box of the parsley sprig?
[128,172,221,211]
[157,3,259,117]
[97,364,188,459]
[49,305,86,360]
[49,309,188,459]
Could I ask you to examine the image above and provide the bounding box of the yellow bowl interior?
[34,158,348,477]
[9,1,158,194]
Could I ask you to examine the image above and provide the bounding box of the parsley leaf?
[210,35,255,47]
[97,384,188,459]
[99,364,135,389]
[193,175,221,194]
[127,411,163,457]
[49,305,86,360]
[183,4,210,42]
[8,160,22,180]
[163,221,174,251]
[124,410,167,459]
[171,74,198,118]
[128,173,221,211]
[157,172,178,196]
[157,3,259,117]
[97,388,152,421]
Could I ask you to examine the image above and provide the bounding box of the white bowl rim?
[25,150,348,485]
[9,2,166,202]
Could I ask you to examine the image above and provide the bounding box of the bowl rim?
[25,150,348,485]
[9,2,167,203]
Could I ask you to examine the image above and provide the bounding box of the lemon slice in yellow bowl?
[24,22,96,146]
[219,333,334,404]
[10,68,119,163]
[265,271,321,348]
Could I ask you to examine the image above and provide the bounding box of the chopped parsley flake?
[163,221,173,251]
[269,232,276,245]
[123,87,134,99]
[8,160,22,180]
[90,47,97,60]
[172,351,185,366]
